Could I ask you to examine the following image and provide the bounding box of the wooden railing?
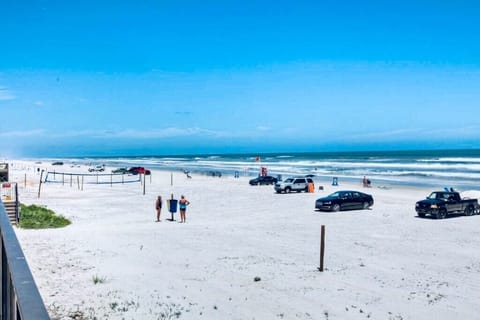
[0,201,50,319]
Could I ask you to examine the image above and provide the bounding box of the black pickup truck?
[415,191,479,219]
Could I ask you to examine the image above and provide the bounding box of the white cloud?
[48,127,229,139]
[256,126,271,132]
[340,125,480,142]
[0,87,15,101]
[0,129,45,137]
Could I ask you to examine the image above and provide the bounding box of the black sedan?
[315,190,373,212]
[249,175,278,185]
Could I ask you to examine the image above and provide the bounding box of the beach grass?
[92,274,107,285]
[19,204,71,229]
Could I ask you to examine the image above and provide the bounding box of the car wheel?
[362,202,370,209]
[332,204,340,212]
[285,187,291,193]
[464,206,473,216]
[436,208,447,219]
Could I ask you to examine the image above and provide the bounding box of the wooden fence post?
[319,225,326,272]
[37,170,44,198]
[143,174,146,195]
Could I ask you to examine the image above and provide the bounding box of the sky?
[1,0,480,157]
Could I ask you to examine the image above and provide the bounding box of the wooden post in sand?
[318,225,326,272]
[37,170,44,198]
[77,176,80,189]
[70,174,73,187]
[171,172,173,186]
[24,173,27,188]
[143,174,146,195]
[81,175,84,191]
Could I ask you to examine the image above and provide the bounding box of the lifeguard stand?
[1,182,18,225]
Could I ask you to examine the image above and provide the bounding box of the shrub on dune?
[19,204,71,229]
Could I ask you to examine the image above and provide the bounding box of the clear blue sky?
[1,1,479,157]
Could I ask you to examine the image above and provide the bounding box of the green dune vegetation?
[19,204,71,229]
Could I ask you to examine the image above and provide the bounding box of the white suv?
[274,177,314,193]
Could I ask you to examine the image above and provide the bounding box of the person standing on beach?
[179,195,190,223]
[155,196,162,222]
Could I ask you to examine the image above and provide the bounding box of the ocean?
[57,149,480,190]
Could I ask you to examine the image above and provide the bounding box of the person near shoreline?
[155,195,162,222]
[363,176,371,187]
[179,195,190,223]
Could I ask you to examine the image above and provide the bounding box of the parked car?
[274,177,314,193]
[112,167,129,174]
[415,191,479,219]
[315,190,374,211]
[128,167,151,175]
[88,165,105,172]
[249,175,278,185]
[52,161,64,166]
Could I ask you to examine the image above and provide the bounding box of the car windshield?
[284,178,294,183]
[328,192,341,198]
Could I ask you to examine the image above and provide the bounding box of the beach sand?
[8,161,480,319]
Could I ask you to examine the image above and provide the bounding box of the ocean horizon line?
[18,147,480,161]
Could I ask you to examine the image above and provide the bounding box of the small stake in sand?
[318,225,326,272]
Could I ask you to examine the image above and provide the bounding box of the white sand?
[7,161,480,319]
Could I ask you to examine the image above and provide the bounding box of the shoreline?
[5,157,479,192]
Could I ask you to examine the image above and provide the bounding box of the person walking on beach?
[363,176,371,187]
[155,196,162,222]
[179,195,190,223]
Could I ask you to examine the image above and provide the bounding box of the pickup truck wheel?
[436,208,447,219]
[464,206,474,216]
[332,204,340,212]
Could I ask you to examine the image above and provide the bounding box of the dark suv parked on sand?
[249,175,278,185]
